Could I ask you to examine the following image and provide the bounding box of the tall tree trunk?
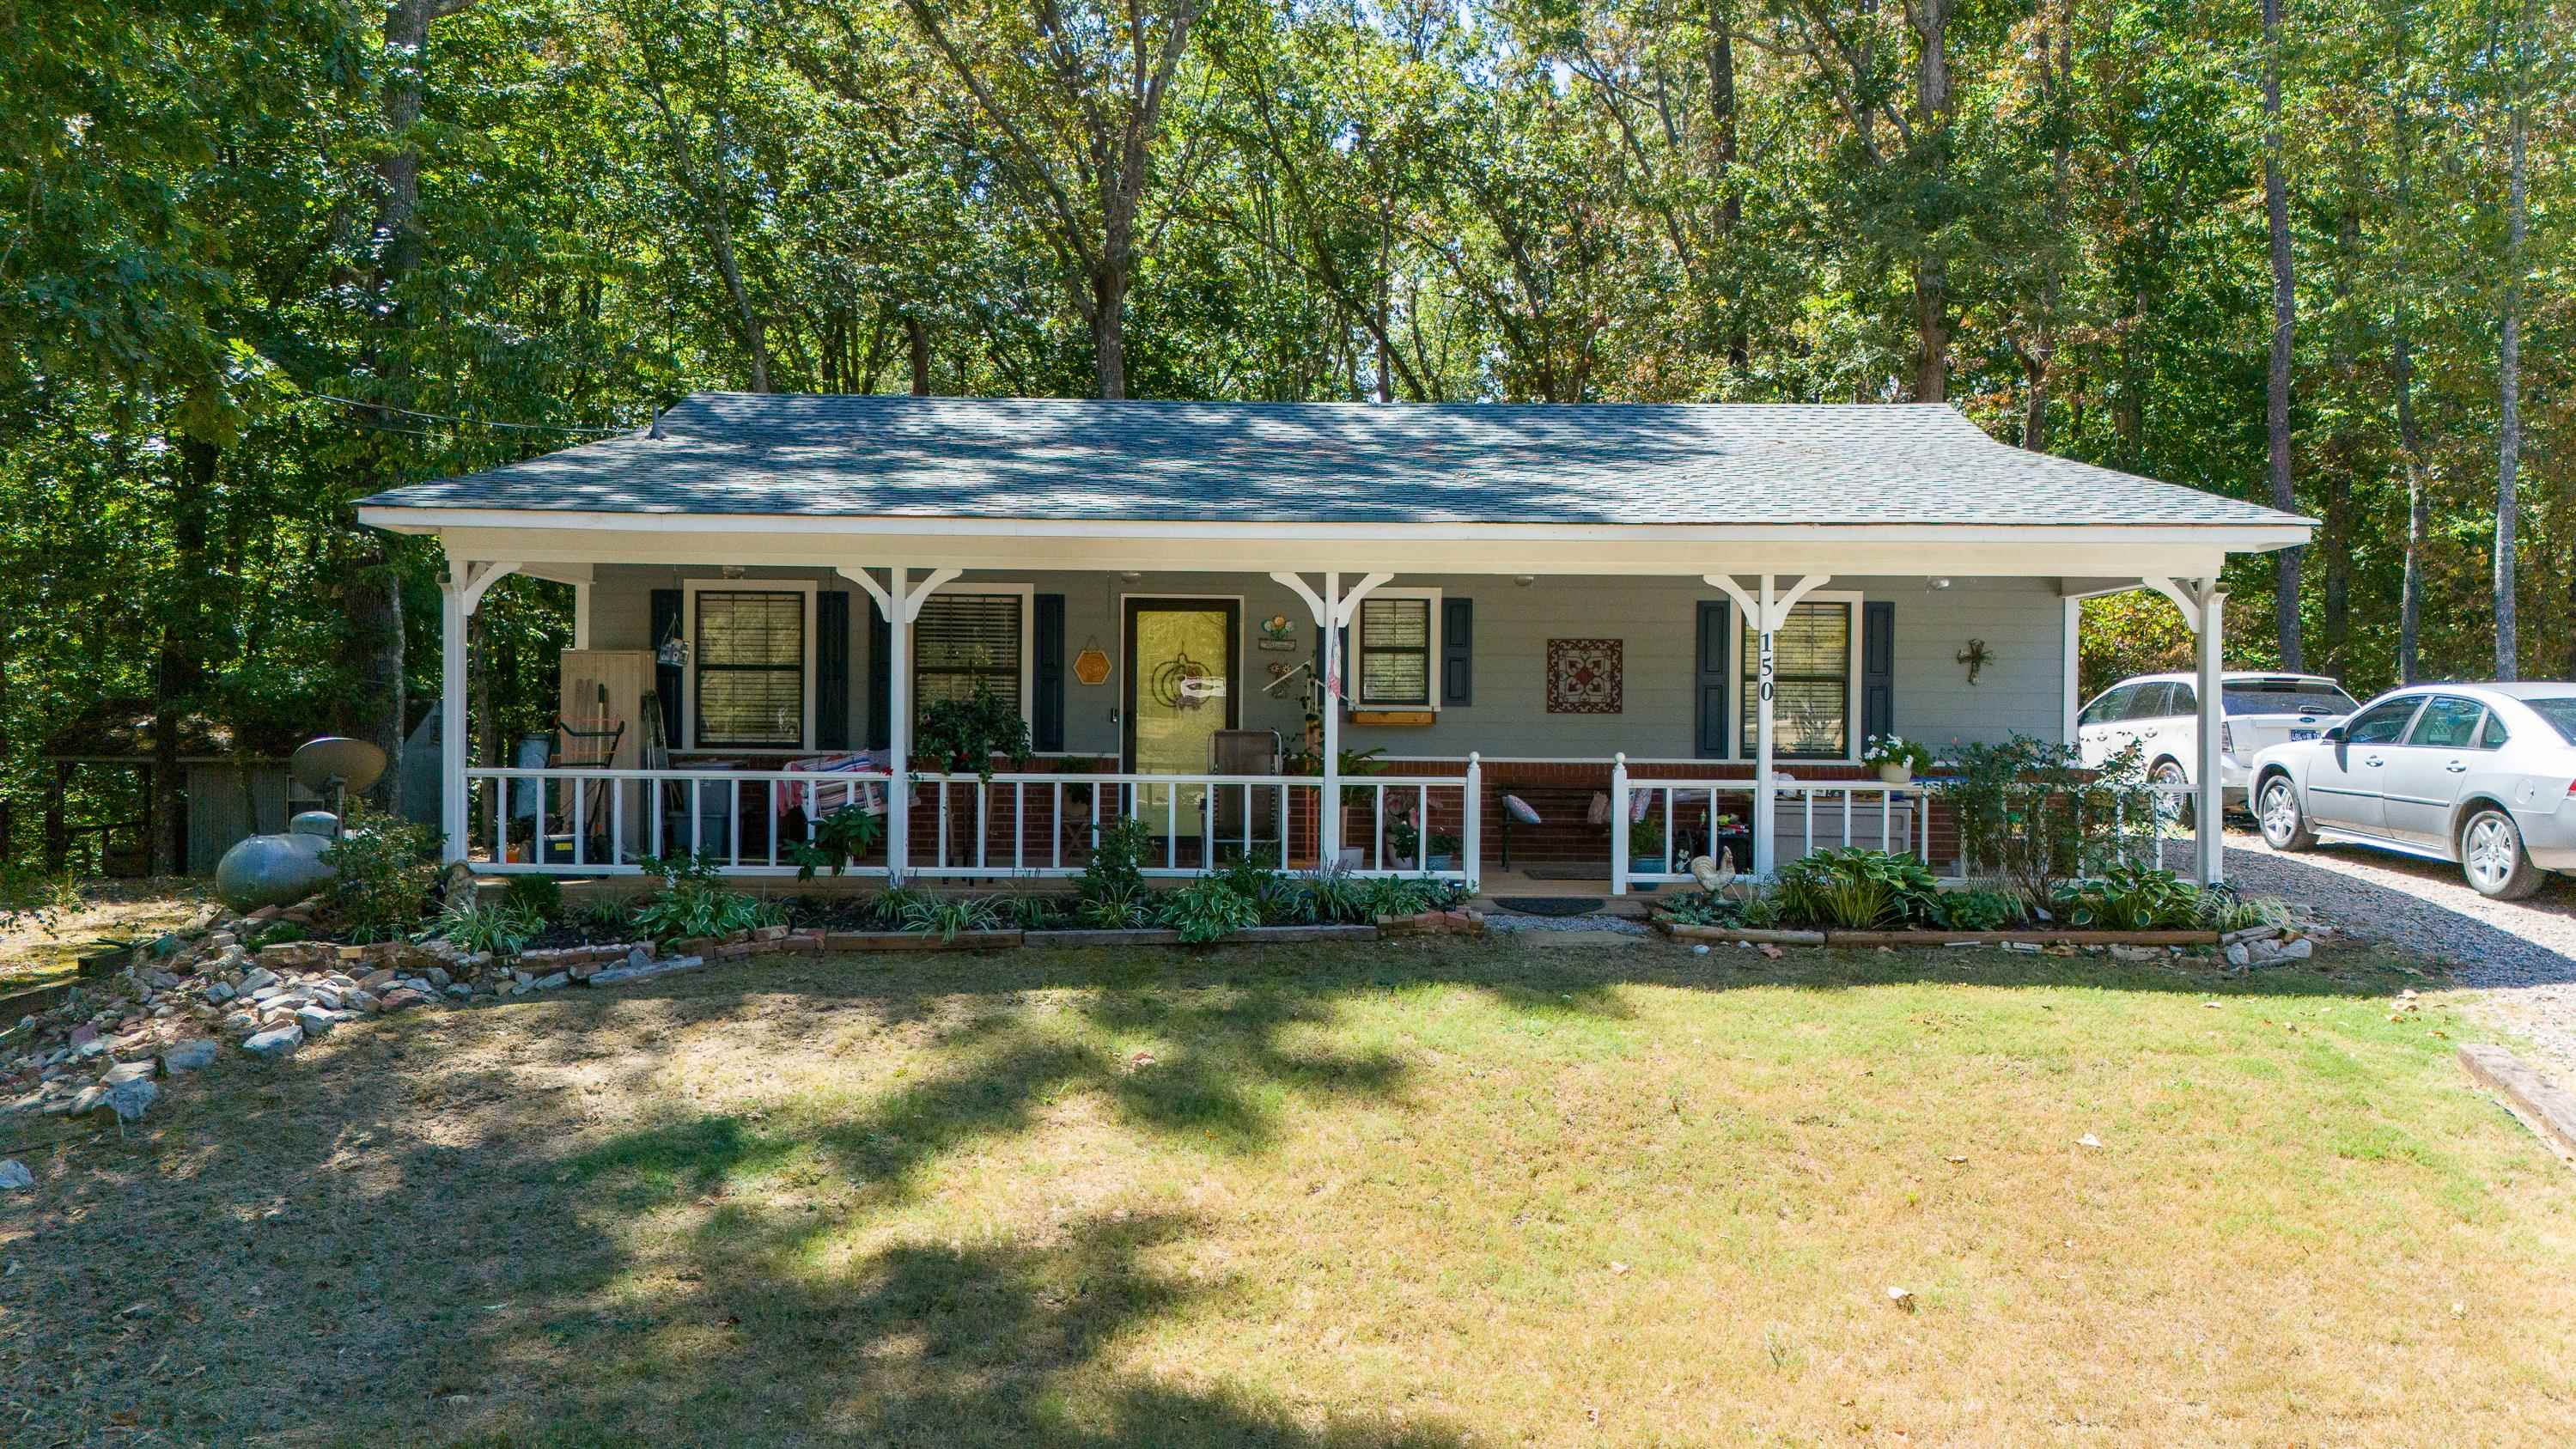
[2261,0,2302,669]
[2322,193,2359,669]
[1706,11,1746,371]
[905,314,931,395]
[1909,0,1952,403]
[1090,260,1130,399]
[2390,36,2427,685]
[153,437,218,875]
[2494,9,2528,679]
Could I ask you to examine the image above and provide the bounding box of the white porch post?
[1706,572,1830,879]
[572,581,593,651]
[1268,569,1391,869]
[887,566,912,881]
[836,563,960,883]
[439,565,469,864]
[437,558,521,865]
[1321,570,1342,865]
[2193,579,2227,886]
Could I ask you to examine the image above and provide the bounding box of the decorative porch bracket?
[1270,570,1392,865]
[439,560,522,862]
[1702,573,1831,880]
[837,565,962,882]
[2141,575,2228,886]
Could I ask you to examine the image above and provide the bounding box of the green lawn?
[6,935,2573,1445]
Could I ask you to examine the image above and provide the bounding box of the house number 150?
[1758,630,1775,703]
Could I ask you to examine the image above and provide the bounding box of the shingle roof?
[361,393,2306,528]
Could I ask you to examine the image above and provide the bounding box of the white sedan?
[2249,682,2576,899]
[2077,671,2357,806]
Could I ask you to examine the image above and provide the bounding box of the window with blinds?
[695,591,806,747]
[914,593,1024,723]
[1741,601,1853,758]
[1355,595,1434,707]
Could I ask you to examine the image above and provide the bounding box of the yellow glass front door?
[1124,600,1238,839]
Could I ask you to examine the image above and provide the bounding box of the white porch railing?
[1611,767,2212,892]
[467,766,898,876]
[463,758,1483,888]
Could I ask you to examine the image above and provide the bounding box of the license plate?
[2290,728,2318,741]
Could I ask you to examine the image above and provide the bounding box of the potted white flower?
[1861,734,1934,784]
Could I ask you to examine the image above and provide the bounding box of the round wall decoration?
[1072,645,1112,686]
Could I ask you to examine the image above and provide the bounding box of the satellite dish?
[291,736,387,819]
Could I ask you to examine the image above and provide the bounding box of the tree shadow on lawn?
[2,935,2433,1445]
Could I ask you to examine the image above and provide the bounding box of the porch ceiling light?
[1513,575,1537,587]
[1926,576,1953,590]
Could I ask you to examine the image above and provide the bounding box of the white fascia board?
[379,515,2296,582]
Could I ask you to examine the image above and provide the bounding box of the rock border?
[1650,921,2221,948]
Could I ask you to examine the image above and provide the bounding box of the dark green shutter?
[1695,600,1731,758]
[1861,600,1895,744]
[866,597,892,750]
[815,591,850,750]
[1441,598,1473,705]
[649,588,683,749]
[1033,594,1066,751]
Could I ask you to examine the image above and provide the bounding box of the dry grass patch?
[4,937,2573,1446]
[1,876,211,990]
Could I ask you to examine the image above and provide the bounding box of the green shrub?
[792,805,886,880]
[320,805,441,943]
[1075,887,1148,929]
[1298,864,1371,925]
[867,884,928,928]
[896,893,1001,941]
[2048,864,2205,931]
[1079,815,1153,903]
[1931,886,2025,931]
[629,852,764,941]
[1659,892,1743,927]
[1220,853,1313,926]
[1939,736,2154,908]
[1775,849,1941,930]
[1155,879,1260,943]
[501,874,563,922]
[438,898,543,959]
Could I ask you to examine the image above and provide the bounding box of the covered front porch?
[420,559,2231,896]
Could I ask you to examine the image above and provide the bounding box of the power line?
[313,393,639,435]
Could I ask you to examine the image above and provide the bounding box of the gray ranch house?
[357,395,2311,895]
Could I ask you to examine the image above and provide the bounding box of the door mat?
[1513,865,1611,880]
[1492,897,1601,916]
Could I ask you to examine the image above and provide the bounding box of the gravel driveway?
[2183,829,2576,1087]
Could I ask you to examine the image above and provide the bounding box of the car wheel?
[2460,807,2543,900]
[2150,758,2195,831]
[2256,775,2315,851]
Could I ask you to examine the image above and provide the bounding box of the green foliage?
[895,893,1002,941]
[1219,853,1314,926]
[0,866,79,937]
[1938,737,2153,908]
[1659,892,1743,928]
[246,920,310,949]
[1860,735,1936,774]
[1075,886,1148,929]
[629,853,765,941]
[320,806,442,944]
[867,885,929,928]
[438,898,543,959]
[1930,887,2027,932]
[914,681,1032,780]
[501,874,563,923]
[1775,849,1943,931]
[2048,866,2208,932]
[1078,815,1153,903]
[1154,879,1260,943]
[1297,864,1371,925]
[792,806,886,881]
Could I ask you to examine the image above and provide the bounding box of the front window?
[694,590,807,747]
[914,592,1025,726]
[2342,697,2421,746]
[2080,685,2137,727]
[1354,594,1436,708]
[1742,601,1853,758]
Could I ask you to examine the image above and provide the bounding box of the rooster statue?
[1688,847,1738,898]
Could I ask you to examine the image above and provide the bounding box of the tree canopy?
[3,0,2568,870]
